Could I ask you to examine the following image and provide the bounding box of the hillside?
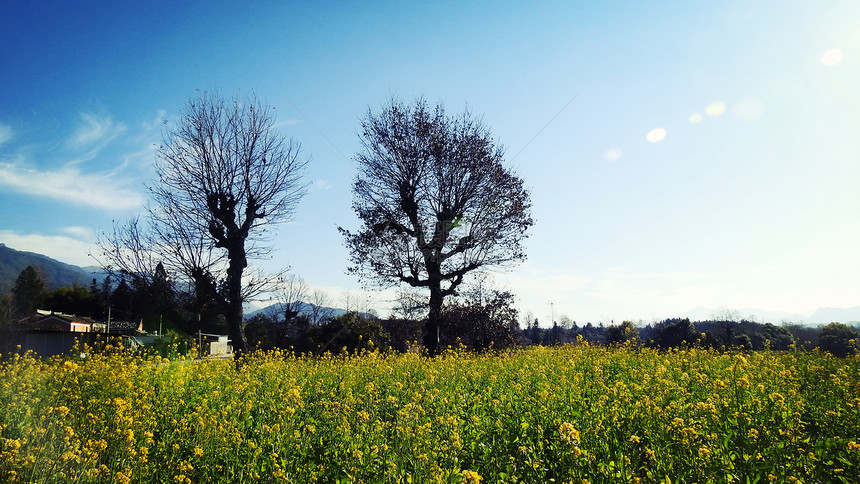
[245,301,370,321]
[0,243,97,294]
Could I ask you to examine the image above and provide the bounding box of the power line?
[510,92,580,163]
[282,96,351,163]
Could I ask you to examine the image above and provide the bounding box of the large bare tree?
[99,91,306,355]
[340,98,533,355]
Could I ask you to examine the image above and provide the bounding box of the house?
[19,309,100,333]
[13,310,143,357]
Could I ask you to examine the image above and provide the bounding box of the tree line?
[3,262,858,358]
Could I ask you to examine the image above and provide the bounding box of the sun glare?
[646,128,666,143]
[705,102,726,117]
[821,48,844,66]
[688,113,702,124]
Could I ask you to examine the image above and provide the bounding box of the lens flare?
[821,48,844,66]
[603,147,623,161]
[705,102,726,117]
[646,128,666,143]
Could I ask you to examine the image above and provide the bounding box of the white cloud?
[0,230,96,267]
[0,161,145,211]
[0,123,13,145]
[274,118,301,128]
[69,113,127,149]
[313,179,334,190]
[142,109,168,131]
[61,226,96,240]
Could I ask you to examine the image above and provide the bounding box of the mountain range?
[0,243,100,293]
[0,243,355,321]
[681,306,860,326]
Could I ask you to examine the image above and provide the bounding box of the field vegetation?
[3,342,860,483]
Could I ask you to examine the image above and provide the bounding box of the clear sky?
[2,0,859,325]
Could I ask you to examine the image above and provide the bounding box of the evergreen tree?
[11,266,46,318]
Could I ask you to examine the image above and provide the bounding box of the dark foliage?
[381,318,423,352]
[818,322,858,357]
[605,321,639,346]
[11,266,46,319]
[439,290,519,351]
[650,318,699,349]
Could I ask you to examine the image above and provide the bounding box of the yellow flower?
[462,470,482,483]
[559,422,580,445]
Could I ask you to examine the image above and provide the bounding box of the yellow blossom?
[462,470,482,483]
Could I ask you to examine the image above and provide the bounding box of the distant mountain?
[245,301,369,321]
[807,307,860,325]
[0,243,99,294]
[681,306,860,326]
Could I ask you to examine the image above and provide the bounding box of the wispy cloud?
[312,179,334,191]
[142,110,169,131]
[0,160,144,211]
[60,226,96,240]
[0,230,96,267]
[274,118,301,129]
[68,113,127,150]
[0,123,13,145]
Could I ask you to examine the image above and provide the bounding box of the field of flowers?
[2,343,860,483]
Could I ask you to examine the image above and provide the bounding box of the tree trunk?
[226,245,249,357]
[424,279,443,356]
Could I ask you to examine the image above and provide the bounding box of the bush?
[818,322,858,357]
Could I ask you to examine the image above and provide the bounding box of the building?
[13,310,143,357]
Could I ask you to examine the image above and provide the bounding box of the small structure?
[197,332,232,358]
[101,319,145,335]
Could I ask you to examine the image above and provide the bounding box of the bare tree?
[98,90,307,355]
[340,98,533,355]
[309,288,333,325]
[342,289,354,313]
[269,273,308,322]
[712,307,741,347]
[393,288,427,320]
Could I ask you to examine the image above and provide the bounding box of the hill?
[0,243,98,294]
[245,301,373,322]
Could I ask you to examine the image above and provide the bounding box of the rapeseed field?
[2,343,859,483]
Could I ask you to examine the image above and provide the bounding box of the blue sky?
[2,0,859,324]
